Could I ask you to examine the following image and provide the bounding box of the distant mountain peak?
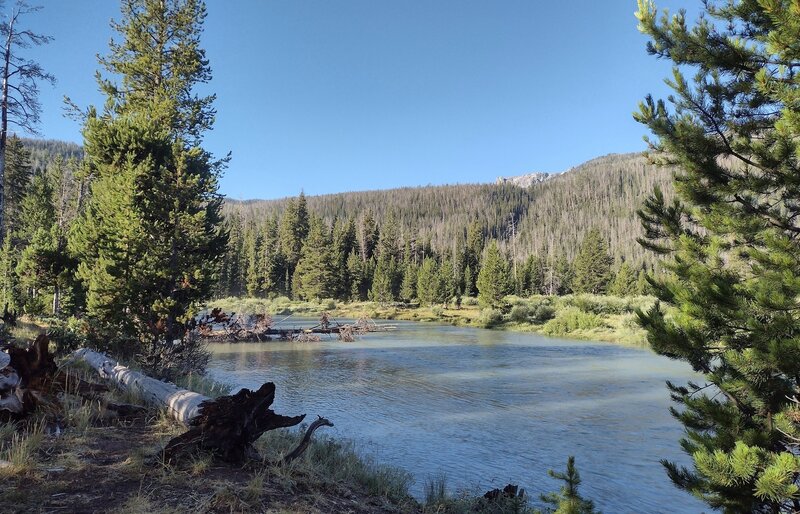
[495,172,553,188]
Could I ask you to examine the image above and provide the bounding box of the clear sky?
[25,1,691,200]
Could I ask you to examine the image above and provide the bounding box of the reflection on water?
[207,320,704,513]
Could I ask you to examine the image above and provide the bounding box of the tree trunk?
[0,19,13,244]
[72,348,207,425]
[72,349,331,464]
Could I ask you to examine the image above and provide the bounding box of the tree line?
[218,191,653,305]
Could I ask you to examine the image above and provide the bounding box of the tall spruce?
[571,228,613,294]
[70,0,226,374]
[635,0,800,510]
[292,216,337,300]
[476,240,511,307]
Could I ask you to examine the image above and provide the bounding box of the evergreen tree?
[279,193,310,285]
[416,257,440,307]
[476,240,511,307]
[463,264,475,297]
[539,456,598,514]
[439,257,457,306]
[3,136,32,239]
[463,219,483,294]
[521,254,546,296]
[18,167,54,245]
[572,228,613,294]
[400,262,417,303]
[357,210,378,262]
[292,217,337,300]
[258,216,281,296]
[609,261,637,297]
[345,250,368,301]
[70,0,226,374]
[243,224,261,296]
[0,235,18,310]
[332,216,357,298]
[369,256,397,303]
[635,1,800,510]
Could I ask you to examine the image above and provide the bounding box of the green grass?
[255,427,414,505]
[207,293,658,347]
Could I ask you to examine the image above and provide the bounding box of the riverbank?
[0,356,589,513]
[208,293,656,347]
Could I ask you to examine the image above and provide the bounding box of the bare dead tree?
[0,1,54,242]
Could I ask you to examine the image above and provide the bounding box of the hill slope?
[225,152,675,264]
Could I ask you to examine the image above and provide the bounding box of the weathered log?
[73,348,207,425]
[73,348,331,464]
[281,415,334,464]
[162,382,307,463]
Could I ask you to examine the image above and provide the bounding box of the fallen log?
[73,348,332,464]
[73,348,207,425]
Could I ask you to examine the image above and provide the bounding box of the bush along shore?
[0,339,598,514]
[208,293,657,347]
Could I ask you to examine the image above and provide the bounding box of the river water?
[206,320,705,513]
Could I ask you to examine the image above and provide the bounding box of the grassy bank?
[0,361,418,513]
[0,357,593,513]
[208,294,656,347]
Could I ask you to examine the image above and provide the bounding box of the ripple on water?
[207,321,706,514]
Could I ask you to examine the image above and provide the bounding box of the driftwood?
[197,310,396,343]
[74,348,208,425]
[73,348,332,465]
[162,383,333,464]
[281,415,334,464]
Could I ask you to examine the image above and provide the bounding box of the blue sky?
[26,1,690,200]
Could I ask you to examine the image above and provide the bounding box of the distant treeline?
[1,139,671,312]
[226,153,675,265]
[218,194,656,304]
[220,152,674,301]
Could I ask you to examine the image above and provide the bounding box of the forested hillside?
[225,152,674,264]
[218,152,675,300]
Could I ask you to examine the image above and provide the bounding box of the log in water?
[206,319,705,514]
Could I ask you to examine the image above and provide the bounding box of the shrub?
[566,294,633,315]
[461,296,479,306]
[542,307,606,336]
[431,306,444,317]
[322,298,337,310]
[509,304,530,323]
[479,308,503,328]
[530,303,556,324]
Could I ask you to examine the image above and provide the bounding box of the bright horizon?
[27,1,692,200]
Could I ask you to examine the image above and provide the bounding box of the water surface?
[207,320,704,513]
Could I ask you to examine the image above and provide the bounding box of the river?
[206,320,705,513]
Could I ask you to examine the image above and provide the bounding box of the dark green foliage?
[69,0,225,377]
[416,257,442,307]
[292,216,338,300]
[400,262,417,303]
[571,229,613,294]
[635,0,800,510]
[608,261,637,297]
[540,456,599,514]
[477,241,512,307]
[3,137,33,239]
[279,192,309,277]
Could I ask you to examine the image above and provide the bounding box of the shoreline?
[206,294,655,348]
